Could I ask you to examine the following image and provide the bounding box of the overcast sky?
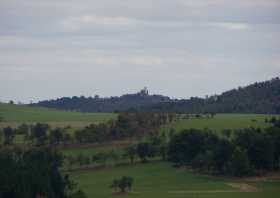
[0,0,279,103]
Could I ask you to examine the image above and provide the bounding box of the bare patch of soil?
[168,183,259,194]
[112,191,139,196]
[227,183,259,192]
[240,172,280,182]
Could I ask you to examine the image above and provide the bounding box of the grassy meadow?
[0,103,273,131]
[162,114,273,134]
[1,103,279,198]
[71,162,280,198]
[63,113,278,198]
[0,103,116,128]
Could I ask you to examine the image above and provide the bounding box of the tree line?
[65,122,280,178]
[0,112,176,146]
[65,131,169,170]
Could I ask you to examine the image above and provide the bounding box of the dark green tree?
[31,123,49,146]
[229,147,251,177]
[3,127,15,145]
[49,128,64,146]
[124,145,137,164]
[212,139,234,174]
[0,147,86,198]
[168,129,210,165]
[136,142,155,163]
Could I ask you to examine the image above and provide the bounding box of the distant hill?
[148,77,280,114]
[32,87,171,112]
[32,77,280,114]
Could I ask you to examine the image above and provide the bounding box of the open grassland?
[162,114,273,134]
[0,103,273,131]
[71,162,280,198]
[0,103,116,128]
[1,104,279,198]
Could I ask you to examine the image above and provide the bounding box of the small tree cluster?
[168,126,280,177]
[73,112,174,144]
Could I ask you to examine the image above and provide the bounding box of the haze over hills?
[32,77,280,114]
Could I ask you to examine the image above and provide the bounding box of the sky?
[0,0,280,103]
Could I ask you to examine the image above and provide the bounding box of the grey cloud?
[0,0,279,103]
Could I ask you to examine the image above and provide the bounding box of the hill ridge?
[32,77,280,114]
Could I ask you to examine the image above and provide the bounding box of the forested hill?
[32,77,280,114]
[32,88,171,112]
[148,77,280,114]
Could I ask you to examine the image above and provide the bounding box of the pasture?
[0,103,116,128]
[163,114,273,134]
[1,104,279,198]
[71,162,280,198]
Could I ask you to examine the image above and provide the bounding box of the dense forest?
[149,77,280,114]
[32,78,280,114]
[0,112,176,146]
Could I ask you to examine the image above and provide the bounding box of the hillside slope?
[32,77,280,114]
[150,77,280,114]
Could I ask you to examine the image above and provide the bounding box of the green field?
[163,114,273,134]
[71,162,280,198]
[0,103,274,131]
[1,103,279,197]
[0,103,116,128]
[65,113,278,198]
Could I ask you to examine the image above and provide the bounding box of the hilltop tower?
[139,87,149,96]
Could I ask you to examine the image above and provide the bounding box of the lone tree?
[110,176,134,193]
